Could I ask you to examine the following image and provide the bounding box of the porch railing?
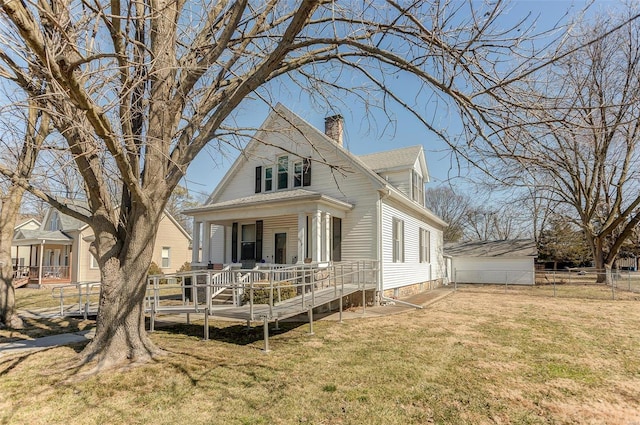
[29,265,71,281]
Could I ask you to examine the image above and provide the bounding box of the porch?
[11,236,73,287]
[187,190,353,269]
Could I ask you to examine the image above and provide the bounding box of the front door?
[275,233,286,264]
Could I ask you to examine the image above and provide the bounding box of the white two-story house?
[184,104,447,299]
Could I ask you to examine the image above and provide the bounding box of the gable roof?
[445,239,538,258]
[41,199,91,232]
[15,217,41,231]
[359,145,424,173]
[201,103,446,227]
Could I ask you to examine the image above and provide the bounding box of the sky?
[182,0,621,200]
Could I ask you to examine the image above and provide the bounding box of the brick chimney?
[324,114,344,146]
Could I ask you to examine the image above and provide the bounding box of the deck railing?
[145,260,379,321]
[51,281,102,319]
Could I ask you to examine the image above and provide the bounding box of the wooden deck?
[207,283,365,321]
[50,261,380,351]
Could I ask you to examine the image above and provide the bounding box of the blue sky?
[183,0,621,199]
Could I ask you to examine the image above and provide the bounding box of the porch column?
[297,213,306,264]
[312,210,321,262]
[192,220,202,263]
[38,240,44,286]
[202,222,211,264]
[322,212,331,262]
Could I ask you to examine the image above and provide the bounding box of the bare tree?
[0,0,599,370]
[424,186,470,242]
[472,8,640,282]
[462,204,526,242]
[0,99,49,328]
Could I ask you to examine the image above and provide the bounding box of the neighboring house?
[184,104,448,300]
[445,239,538,285]
[12,202,192,287]
[11,217,41,280]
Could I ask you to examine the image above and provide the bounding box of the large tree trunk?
[0,193,25,329]
[80,211,163,370]
[592,239,612,285]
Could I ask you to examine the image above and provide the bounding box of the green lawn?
[1,291,639,424]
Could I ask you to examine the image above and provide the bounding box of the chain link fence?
[452,269,640,300]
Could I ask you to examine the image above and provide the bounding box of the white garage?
[445,239,538,285]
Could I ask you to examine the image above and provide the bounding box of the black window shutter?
[303,158,311,186]
[255,220,263,261]
[255,166,262,193]
[232,222,238,263]
[332,217,342,261]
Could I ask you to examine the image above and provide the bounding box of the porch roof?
[184,189,353,221]
[12,229,73,246]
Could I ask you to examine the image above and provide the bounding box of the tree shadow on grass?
[149,319,308,346]
[0,314,94,343]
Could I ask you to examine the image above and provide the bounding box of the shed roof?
[445,239,538,258]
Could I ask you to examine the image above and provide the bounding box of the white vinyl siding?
[382,200,444,290]
[213,126,378,261]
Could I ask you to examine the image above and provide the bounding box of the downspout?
[377,187,391,305]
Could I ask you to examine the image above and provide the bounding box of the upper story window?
[265,167,273,191]
[255,155,311,193]
[49,211,60,231]
[412,170,424,206]
[277,156,289,190]
[293,161,303,187]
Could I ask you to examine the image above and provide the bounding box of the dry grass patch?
[2,291,640,424]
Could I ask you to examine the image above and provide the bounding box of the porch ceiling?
[184,189,353,222]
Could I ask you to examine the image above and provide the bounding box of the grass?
[2,291,640,424]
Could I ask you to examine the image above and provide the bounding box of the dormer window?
[49,211,60,231]
[411,170,424,206]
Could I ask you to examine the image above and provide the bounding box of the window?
[412,170,424,205]
[49,211,60,231]
[303,157,312,186]
[90,254,98,269]
[419,228,430,263]
[161,247,170,268]
[241,224,256,260]
[293,161,303,187]
[392,218,404,262]
[277,156,288,189]
[265,167,273,191]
